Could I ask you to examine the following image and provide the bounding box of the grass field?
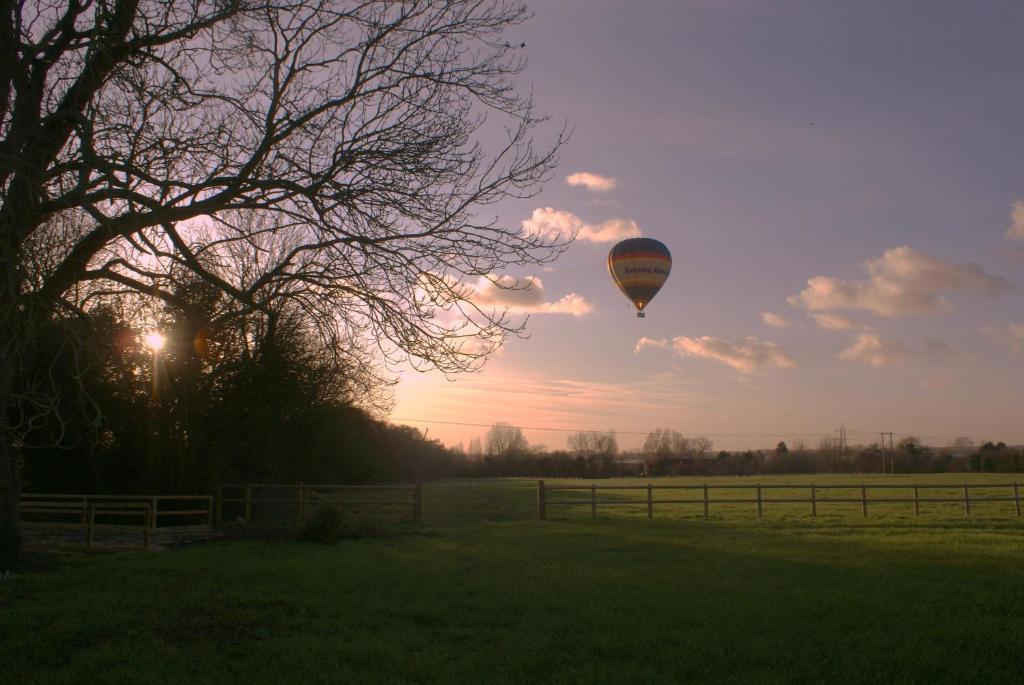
[3,475,1024,683]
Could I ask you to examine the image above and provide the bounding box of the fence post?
[811,484,816,517]
[756,485,762,518]
[963,484,970,516]
[298,481,305,522]
[215,484,223,525]
[151,497,158,530]
[703,484,709,518]
[413,482,422,523]
[537,480,546,521]
[913,486,919,516]
[244,483,252,523]
[861,485,868,517]
[86,505,95,548]
[591,484,597,519]
[1015,483,1021,517]
[646,483,653,519]
[143,507,151,551]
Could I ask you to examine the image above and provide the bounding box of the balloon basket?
[636,312,645,318]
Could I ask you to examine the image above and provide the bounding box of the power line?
[389,416,884,439]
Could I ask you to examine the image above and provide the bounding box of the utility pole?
[834,424,848,452]
[879,432,895,474]
[879,433,886,473]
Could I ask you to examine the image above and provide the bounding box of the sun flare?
[143,331,165,351]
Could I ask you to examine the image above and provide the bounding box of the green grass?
[3,475,1024,683]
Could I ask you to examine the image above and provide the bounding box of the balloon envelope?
[607,238,672,316]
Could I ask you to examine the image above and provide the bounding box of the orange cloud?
[839,334,909,367]
[790,246,1010,317]
[522,207,641,244]
[566,171,618,192]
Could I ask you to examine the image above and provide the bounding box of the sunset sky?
[394,0,1024,452]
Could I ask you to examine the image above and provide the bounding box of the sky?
[393,0,1024,452]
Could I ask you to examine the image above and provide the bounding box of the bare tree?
[567,430,617,457]
[467,436,484,460]
[485,422,526,458]
[950,436,974,456]
[0,0,568,568]
[688,435,712,459]
[642,428,689,459]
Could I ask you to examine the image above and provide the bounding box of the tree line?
[449,425,1023,478]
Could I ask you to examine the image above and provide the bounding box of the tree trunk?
[0,360,21,571]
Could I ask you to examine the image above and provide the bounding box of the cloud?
[922,339,968,361]
[587,198,623,210]
[468,274,591,316]
[760,312,788,328]
[838,334,909,367]
[983,323,1024,352]
[918,377,951,392]
[522,207,641,244]
[1008,200,1024,241]
[532,293,593,316]
[1008,246,1024,263]
[566,172,618,193]
[789,246,1010,317]
[670,336,796,374]
[809,312,865,331]
[634,337,670,353]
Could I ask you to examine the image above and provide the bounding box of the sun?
[143,331,165,351]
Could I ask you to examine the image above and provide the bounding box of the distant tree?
[817,436,842,472]
[486,423,528,458]
[689,436,713,459]
[567,431,618,457]
[950,437,975,455]
[467,437,484,460]
[974,441,1009,472]
[776,441,789,456]
[643,428,689,458]
[896,436,933,473]
[567,432,589,456]
[897,437,923,456]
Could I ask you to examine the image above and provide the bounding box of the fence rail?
[20,499,154,549]
[537,481,1023,520]
[21,493,213,531]
[217,482,422,524]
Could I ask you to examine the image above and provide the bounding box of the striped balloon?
[607,238,672,318]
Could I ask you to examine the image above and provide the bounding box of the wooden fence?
[537,481,1024,520]
[20,493,214,550]
[217,483,422,524]
[21,498,152,549]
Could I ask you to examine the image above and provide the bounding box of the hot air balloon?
[607,237,672,318]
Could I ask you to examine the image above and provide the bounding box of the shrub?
[299,506,344,544]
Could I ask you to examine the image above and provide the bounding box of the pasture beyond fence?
[538,480,1024,520]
